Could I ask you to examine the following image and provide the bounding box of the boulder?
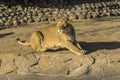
[0,54,16,74]
[15,54,38,74]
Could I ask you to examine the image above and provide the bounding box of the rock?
[107,53,120,71]
[69,14,78,20]
[38,13,44,18]
[10,12,15,16]
[68,65,90,77]
[66,56,94,76]
[3,6,8,10]
[34,7,39,11]
[12,16,18,20]
[0,63,15,74]
[38,57,51,71]
[0,13,3,18]
[20,19,27,24]
[91,65,108,77]
[41,15,48,22]
[16,5,23,11]
[13,20,21,26]
[2,12,8,17]
[27,15,32,19]
[48,17,55,22]
[29,56,51,73]
[79,14,87,19]
[20,13,26,18]
[0,19,4,26]
[23,17,28,21]
[27,11,32,16]
[4,21,13,27]
[16,11,22,17]
[115,9,120,15]
[86,13,93,19]
[34,17,41,22]
[33,11,38,16]
[27,18,35,23]
[0,54,16,74]
[45,12,51,17]
[2,17,8,22]
[15,54,38,74]
[8,16,12,20]
[0,75,8,80]
[8,8,13,13]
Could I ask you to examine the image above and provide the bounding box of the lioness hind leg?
[63,41,85,55]
[30,31,46,52]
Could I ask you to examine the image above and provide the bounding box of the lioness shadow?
[0,32,14,38]
[79,41,120,54]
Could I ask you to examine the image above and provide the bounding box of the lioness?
[17,18,85,55]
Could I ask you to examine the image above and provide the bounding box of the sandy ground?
[0,19,120,80]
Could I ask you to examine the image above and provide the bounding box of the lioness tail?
[16,38,30,46]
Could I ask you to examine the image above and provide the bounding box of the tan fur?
[17,18,85,55]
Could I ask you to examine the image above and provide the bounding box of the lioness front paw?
[77,50,86,56]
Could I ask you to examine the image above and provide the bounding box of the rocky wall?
[0,0,120,28]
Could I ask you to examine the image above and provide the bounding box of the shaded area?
[35,41,120,53]
[0,0,115,7]
[0,27,6,30]
[45,48,67,52]
[79,41,120,54]
[0,32,14,38]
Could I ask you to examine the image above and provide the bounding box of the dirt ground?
[0,19,120,80]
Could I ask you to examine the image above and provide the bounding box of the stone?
[27,12,32,16]
[33,11,38,16]
[68,65,90,77]
[10,12,15,16]
[0,54,16,74]
[29,55,51,73]
[34,18,40,22]
[27,18,35,23]
[0,63,15,74]
[13,20,21,26]
[15,54,38,74]
[38,13,44,17]
[0,19,4,26]
[0,75,8,80]
[8,8,13,13]
[38,57,51,71]
[0,13,3,18]
[4,21,13,27]
[1,17,7,22]
[23,17,28,21]
[16,5,23,11]
[107,52,120,74]
[20,19,27,24]
[41,16,48,22]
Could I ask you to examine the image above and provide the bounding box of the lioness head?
[56,17,74,35]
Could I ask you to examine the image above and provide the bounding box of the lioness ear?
[56,18,62,24]
[68,17,73,23]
